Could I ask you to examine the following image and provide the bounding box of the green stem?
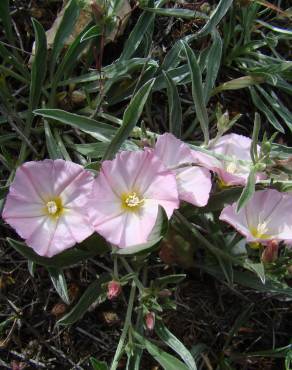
[110,281,136,370]
[120,257,144,292]
[113,254,119,279]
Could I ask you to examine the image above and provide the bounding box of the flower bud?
[261,240,279,263]
[107,280,122,300]
[145,312,155,331]
[254,162,266,172]
[262,141,271,154]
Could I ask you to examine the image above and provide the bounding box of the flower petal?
[176,166,212,207]
[154,133,193,167]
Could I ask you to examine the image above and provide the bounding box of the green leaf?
[236,167,256,213]
[57,275,109,326]
[44,121,63,159]
[29,19,47,113]
[50,23,93,106]
[48,267,70,304]
[256,20,292,36]
[155,321,197,370]
[7,234,109,268]
[50,0,80,77]
[102,78,155,160]
[114,206,168,256]
[243,260,265,284]
[163,71,182,137]
[183,42,209,144]
[250,112,261,163]
[0,0,14,44]
[19,18,47,163]
[250,87,285,133]
[203,30,222,103]
[201,263,292,299]
[143,7,208,19]
[90,358,108,370]
[34,109,116,141]
[213,76,264,95]
[0,185,9,200]
[133,331,189,370]
[119,10,155,61]
[154,274,186,288]
[80,24,102,42]
[27,260,36,277]
[195,0,233,38]
[0,43,29,79]
[199,187,242,213]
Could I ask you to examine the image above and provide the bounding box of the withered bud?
[145,312,155,331]
[107,280,122,300]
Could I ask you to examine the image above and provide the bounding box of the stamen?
[122,192,144,211]
[45,197,63,218]
[226,161,237,174]
[47,201,58,215]
[250,222,269,239]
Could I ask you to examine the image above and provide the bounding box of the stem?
[110,281,136,370]
[120,258,144,292]
[113,254,119,279]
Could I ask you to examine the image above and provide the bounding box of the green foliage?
[1,1,292,368]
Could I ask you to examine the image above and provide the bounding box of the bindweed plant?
[1,0,292,368]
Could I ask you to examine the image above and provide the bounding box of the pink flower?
[195,133,266,186]
[2,160,94,257]
[107,280,122,300]
[219,189,292,243]
[153,133,212,207]
[88,150,179,248]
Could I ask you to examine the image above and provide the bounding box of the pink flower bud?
[145,312,155,331]
[107,281,121,300]
[261,240,279,263]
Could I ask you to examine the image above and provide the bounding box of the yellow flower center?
[45,197,63,218]
[121,192,144,212]
[250,222,270,239]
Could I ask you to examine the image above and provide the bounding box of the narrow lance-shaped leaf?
[19,18,47,163]
[250,112,260,163]
[58,275,109,326]
[44,120,63,159]
[155,321,197,370]
[133,331,189,370]
[90,358,108,370]
[34,109,116,142]
[249,87,284,133]
[48,267,70,305]
[193,0,233,39]
[50,0,80,78]
[183,42,209,144]
[203,30,222,103]
[80,24,102,42]
[102,78,155,160]
[0,0,14,45]
[236,167,256,213]
[163,71,182,138]
[142,7,208,19]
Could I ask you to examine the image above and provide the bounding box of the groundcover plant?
[1,0,292,369]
